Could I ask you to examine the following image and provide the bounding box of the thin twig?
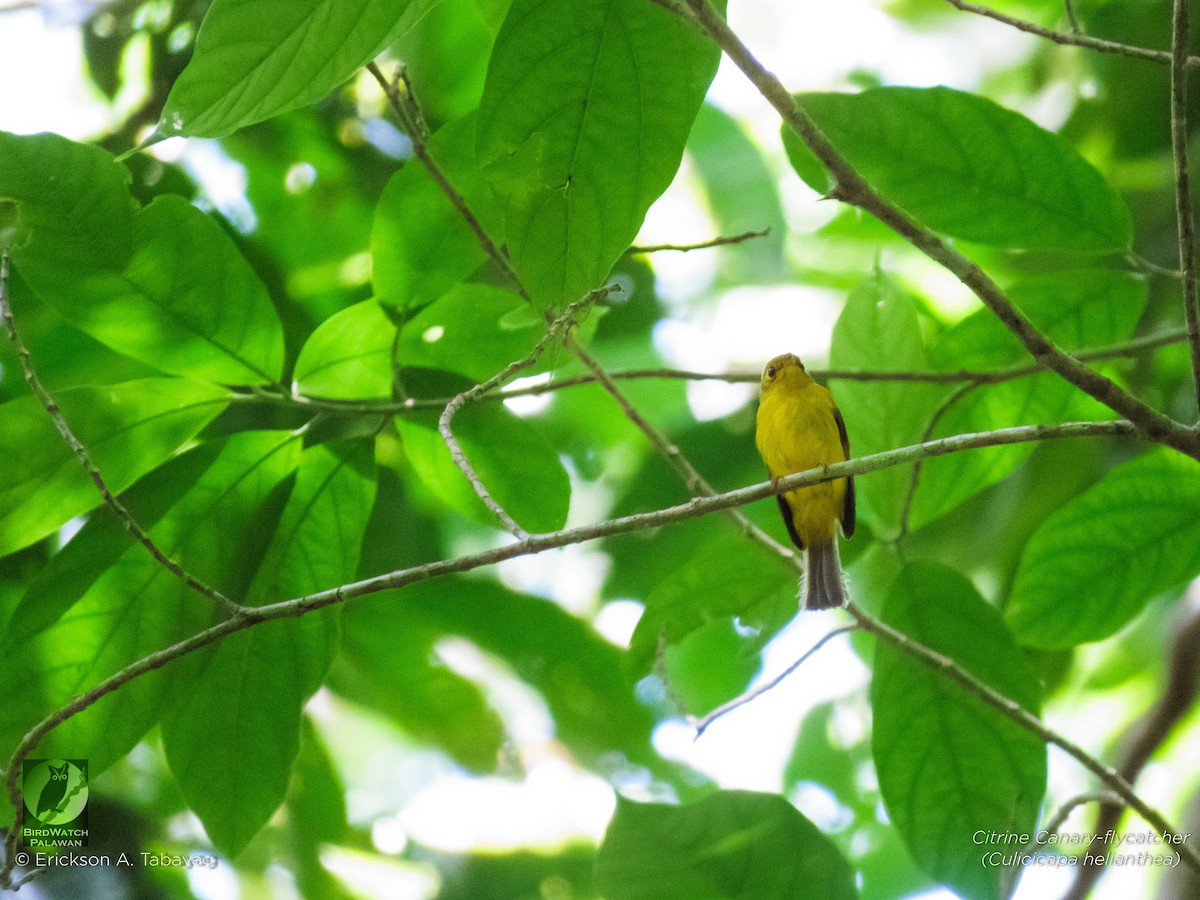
[438,287,618,538]
[366,62,527,301]
[1035,791,1125,848]
[1169,0,1200,418]
[896,381,981,542]
[943,0,1200,68]
[1062,0,1082,35]
[566,336,797,561]
[628,228,770,253]
[0,251,244,618]
[236,328,1192,416]
[692,625,859,735]
[679,0,1200,460]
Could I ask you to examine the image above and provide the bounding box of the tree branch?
[0,250,244,618]
[1169,0,1200,418]
[691,625,859,735]
[678,0,1200,460]
[367,62,528,301]
[437,287,617,539]
[234,327,1191,417]
[942,0,1200,68]
[627,228,770,253]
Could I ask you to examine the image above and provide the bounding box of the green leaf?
[87,195,285,382]
[2,133,284,382]
[0,432,300,773]
[0,378,230,556]
[156,0,423,139]
[1007,448,1200,648]
[396,284,537,381]
[782,87,1132,251]
[331,613,506,773]
[347,578,658,768]
[163,441,375,857]
[396,402,570,533]
[909,271,1147,529]
[293,299,398,400]
[627,538,796,679]
[872,562,1045,900]
[287,718,353,900]
[0,131,132,290]
[477,0,722,307]
[595,790,858,900]
[687,103,787,281]
[829,271,949,537]
[372,114,504,312]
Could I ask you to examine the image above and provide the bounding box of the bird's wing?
[834,406,856,538]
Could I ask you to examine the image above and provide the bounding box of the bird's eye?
[766,366,777,379]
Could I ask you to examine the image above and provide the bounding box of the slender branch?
[0,251,244,618]
[566,336,797,561]
[897,381,980,542]
[943,0,1200,68]
[845,602,1200,873]
[366,62,527,301]
[1035,792,1125,848]
[692,625,859,735]
[1170,0,1200,418]
[1063,0,1082,35]
[437,287,617,538]
[1065,599,1200,899]
[238,327,1192,417]
[679,0,1200,459]
[628,228,770,253]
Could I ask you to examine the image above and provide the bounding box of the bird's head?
[760,353,810,393]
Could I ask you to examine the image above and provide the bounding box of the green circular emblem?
[24,760,88,824]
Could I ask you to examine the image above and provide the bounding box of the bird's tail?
[803,540,848,610]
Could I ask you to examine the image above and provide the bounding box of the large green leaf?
[783,87,1132,251]
[0,131,132,290]
[372,114,504,312]
[0,378,230,556]
[829,271,949,537]
[687,103,787,282]
[396,402,570,534]
[163,441,376,858]
[1007,448,1200,648]
[396,284,538,381]
[0,433,300,774]
[155,0,423,139]
[627,537,796,679]
[872,562,1045,900]
[595,790,858,900]
[108,195,284,382]
[477,0,722,307]
[2,132,284,382]
[331,614,506,773]
[293,299,398,400]
[909,270,1146,529]
[346,578,658,768]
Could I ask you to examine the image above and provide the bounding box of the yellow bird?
[755,353,855,609]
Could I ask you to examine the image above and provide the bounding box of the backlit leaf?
[1007,449,1200,648]
[872,562,1045,900]
[477,0,722,306]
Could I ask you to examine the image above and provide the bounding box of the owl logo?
[23,759,89,827]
